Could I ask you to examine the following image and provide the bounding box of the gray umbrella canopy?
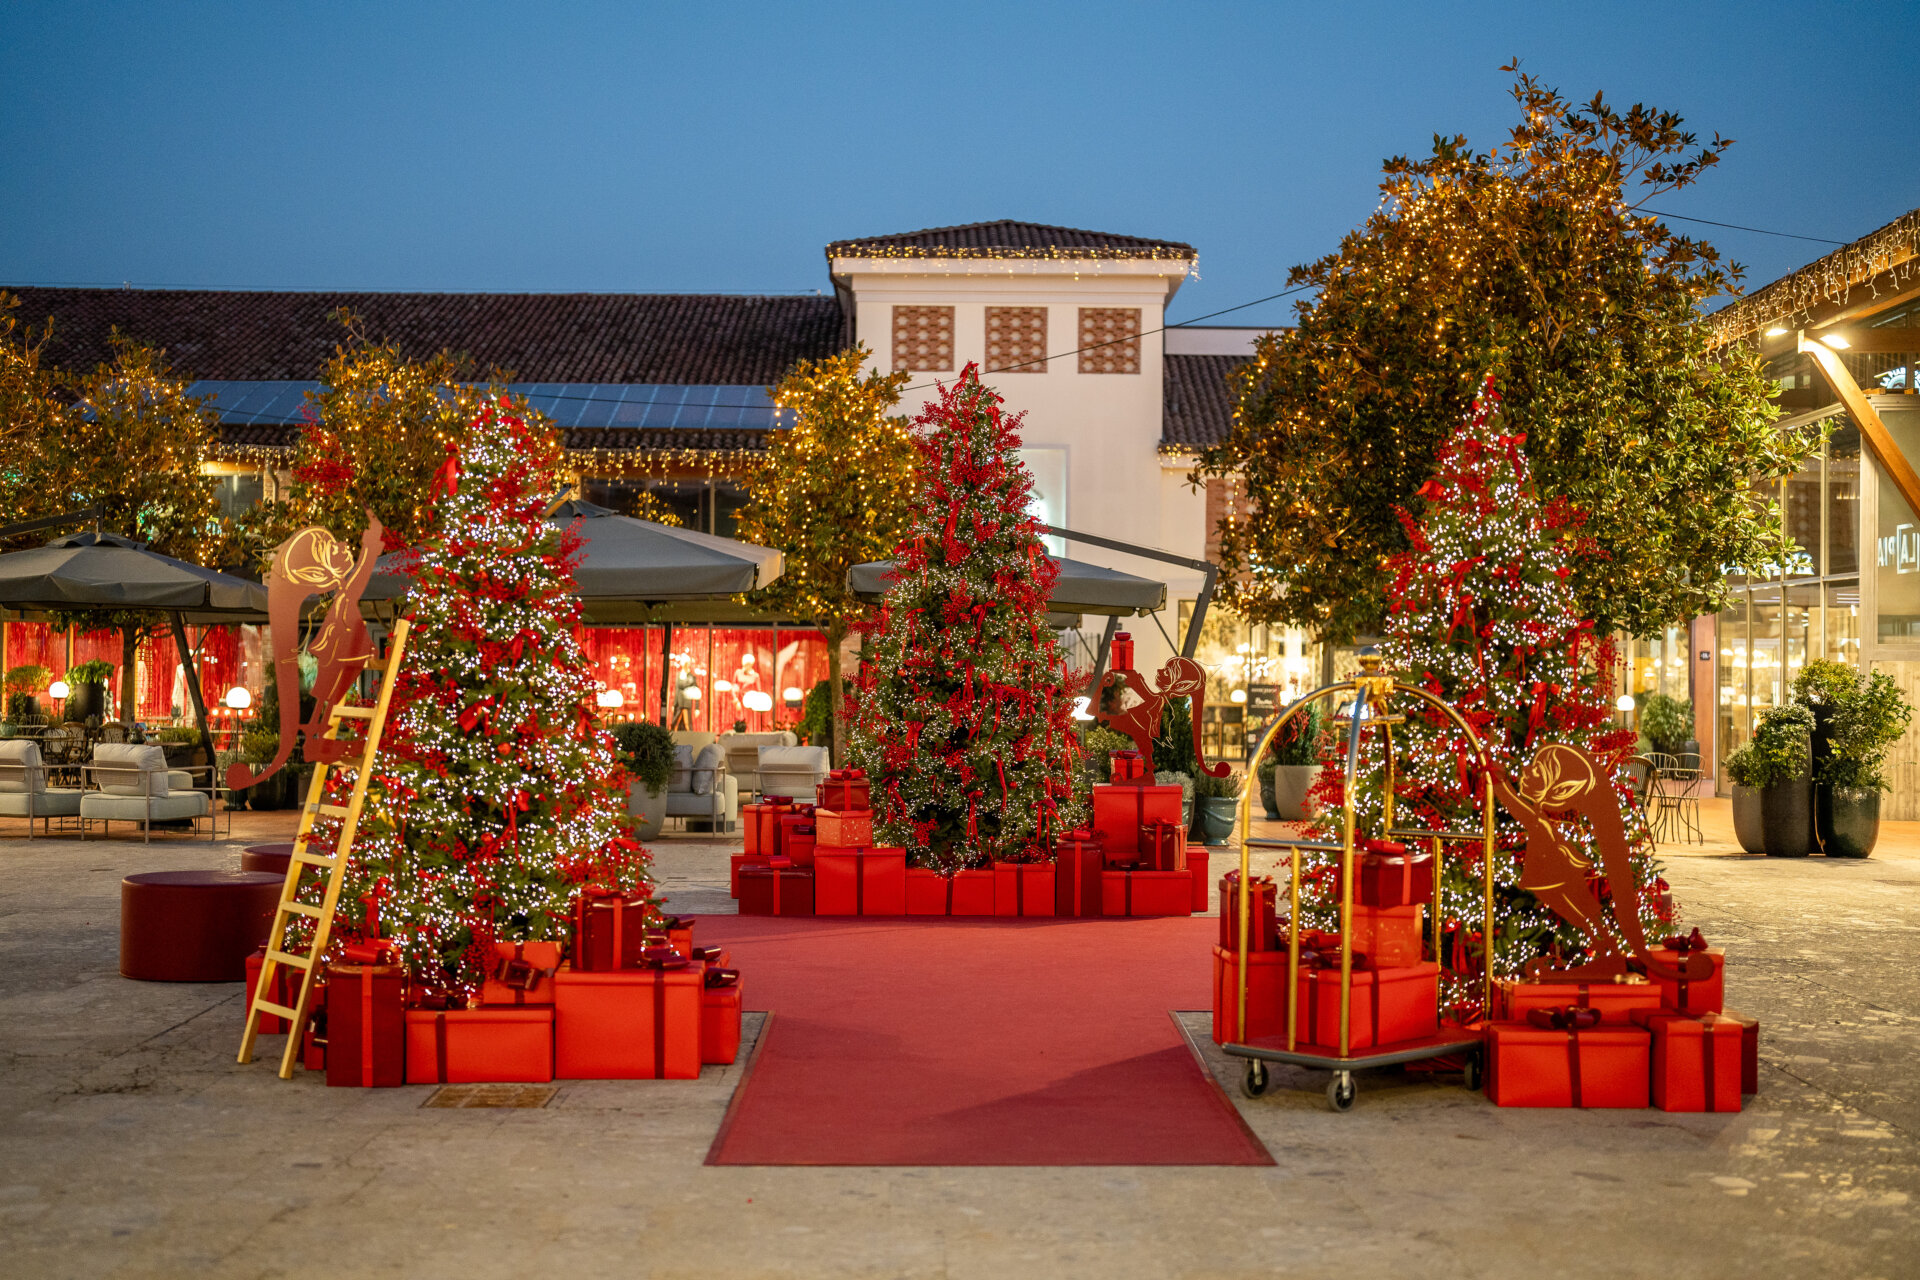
[363,499,784,613]
[847,553,1166,617]
[0,532,269,617]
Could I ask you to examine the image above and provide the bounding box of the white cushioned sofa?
[756,744,830,802]
[664,733,737,832]
[0,740,84,837]
[718,730,797,795]
[80,743,213,842]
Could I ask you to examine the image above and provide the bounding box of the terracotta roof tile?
[827,220,1194,261]
[1161,354,1249,450]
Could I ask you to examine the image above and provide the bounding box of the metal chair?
[1647,752,1703,845]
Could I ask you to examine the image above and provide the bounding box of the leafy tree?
[1193,67,1814,643]
[0,295,70,542]
[733,344,916,756]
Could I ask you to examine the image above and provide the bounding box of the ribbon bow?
[637,947,691,971]
[1660,927,1709,953]
[1526,1006,1603,1032]
[704,967,740,989]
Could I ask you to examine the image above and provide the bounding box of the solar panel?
[187,381,787,431]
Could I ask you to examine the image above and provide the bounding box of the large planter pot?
[1759,779,1815,858]
[1196,795,1239,845]
[65,681,108,723]
[1270,765,1319,821]
[1258,776,1280,821]
[627,781,667,841]
[1730,785,1765,854]
[1817,785,1880,858]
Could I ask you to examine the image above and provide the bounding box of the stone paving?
[0,803,1914,1279]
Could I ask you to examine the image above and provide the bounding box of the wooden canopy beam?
[1800,333,1920,520]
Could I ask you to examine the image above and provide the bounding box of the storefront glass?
[1875,405,1920,644]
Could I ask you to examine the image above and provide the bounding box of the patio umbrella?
[847,553,1166,617]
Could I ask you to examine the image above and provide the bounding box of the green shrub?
[795,679,834,743]
[1153,697,1198,777]
[1195,767,1242,799]
[610,720,676,794]
[1723,704,1811,790]
[157,726,203,745]
[1638,693,1693,755]
[1264,702,1323,767]
[1793,659,1914,791]
[238,727,280,766]
[4,664,49,694]
[67,659,116,686]
[1081,725,1133,781]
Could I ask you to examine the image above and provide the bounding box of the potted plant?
[157,725,208,769]
[4,664,49,724]
[1638,692,1697,759]
[1723,704,1814,857]
[795,680,834,749]
[1193,767,1243,844]
[234,726,283,809]
[1157,769,1195,830]
[1256,751,1280,820]
[1263,703,1323,821]
[1792,660,1914,858]
[64,659,115,724]
[612,720,675,840]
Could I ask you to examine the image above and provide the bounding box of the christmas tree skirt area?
[699,913,1272,1166]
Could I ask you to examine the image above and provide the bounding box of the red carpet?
[699,914,1271,1166]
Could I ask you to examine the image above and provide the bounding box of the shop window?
[1828,424,1860,575]
[1716,595,1750,762]
[212,472,264,516]
[1874,404,1920,643]
[1784,455,1821,576]
[1825,579,1860,670]
[985,307,1047,374]
[892,306,955,372]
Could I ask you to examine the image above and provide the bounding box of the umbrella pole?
[168,611,213,750]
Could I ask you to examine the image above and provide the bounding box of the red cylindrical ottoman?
[120,870,284,982]
[242,843,295,878]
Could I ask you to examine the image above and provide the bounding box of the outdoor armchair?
[79,743,213,843]
[0,740,83,838]
[756,744,829,803]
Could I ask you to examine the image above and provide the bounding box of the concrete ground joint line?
[1762,1059,1917,1144]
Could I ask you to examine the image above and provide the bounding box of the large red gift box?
[1053,831,1104,918]
[1357,843,1434,907]
[814,846,906,916]
[949,868,996,916]
[778,813,817,867]
[905,867,948,916]
[993,862,1056,917]
[1219,871,1278,952]
[1648,930,1724,1013]
[1349,904,1423,968]
[906,867,994,915]
[405,1007,554,1084]
[482,940,563,1007]
[1109,749,1149,783]
[554,963,701,1080]
[738,865,814,916]
[1101,868,1192,917]
[324,963,406,1087]
[1485,1017,1650,1108]
[1187,847,1210,913]
[1499,977,1662,1026]
[1139,819,1187,872]
[815,809,873,848]
[245,946,296,1033]
[743,798,790,856]
[702,981,743,1065]
[1289,962,1440,1051]
[816,770,871,811]
[1633,1009,1743,1112]
[1210,945,1288,1043]
[574,893,649,971]
[1091,784,1181,859]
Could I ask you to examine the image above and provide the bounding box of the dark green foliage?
[1152,697,1197,778]
[1724,705,1812,790]
[611,720,676,794]
[795,679,834,743]
[1791,659,1913,791]
[1638,693,1694,755]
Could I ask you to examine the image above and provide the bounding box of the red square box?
[1634,1009,1743,1112]
[1290,962,1439,1051]
[743,801,786,856]
[1187,848,1210,913]
[738,866,814,916]
[778,813,816,867]
[1139,819,1188,872]
[814,846,905,916]
[815,809,874,848]
[993,862,1056,917]
[245,946,295,1033]
[1358,847,1434,907]
[554,964,701,1080]
[1109,749,1148,782]
[405,1007,554,1084]
[1721,1009,1760,1094]
[1499,977,1663,1026]
[1091,784,1181,860]
[1648,944,1725,1014]
[574,894,649,971]
[1053,835,1103,918]
[906,867,949,915]
[816,774,871,810]
[1485,1020,1650,1108]
[1211,945,1290,1043]
[482,940,563,1008]
[702,983,742,1065]
[949,868,996,916]
[1101,869,1192,917]
[324,963,406,1087]
[1219,872,1278,953]
[1349,904,1423,968]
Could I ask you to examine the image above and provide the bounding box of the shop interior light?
[713,678,735,693]
[224,685,252,710]
[782,686,804,703]
[1230,688,1247,704]
[48,679,69,700]
[1615,693,1636,712]
[742,690,772,713]
[596,689,624,709]
[1820,333,1851,349]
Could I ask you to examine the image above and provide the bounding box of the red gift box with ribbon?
[743,798,791,856]
[1187,847,1211,912]
[1100,868,1191,917]
[815,809,874,848]
[1109,749,1149,784]
[574,892,650,971]
[404,1006,554,1084]
[656,915,695,959]
[554,955,701,1080]
[905,867,949,915]
[1053,829,1104,918]
[1211,944,1290,1043]
[992,861,1056,917]
[245,945,296,1033]
[737,864,814,916]
[1348,903,1423,968]
[1288,960,1439,1051]
[1111,631,1135,670]
[815,845,906,915]
[324,962,406,1087]
[1219,871,1279,953]
[701,968,743,1065]
[481,940,563,1007]
[1091,783,1181,859]
[1498,976,1663,1026]
[1647,928,1725,1013]
[777,813,817,867]
[1139,819,1187,872]
[1485,1009,1650,1108]
[1357,841,1434,907]
[1632,1008,1743,1112]
[950,867,996,915]
[904,867,995,915]
[816,768,871,811]
[1720,1009,1760,1094]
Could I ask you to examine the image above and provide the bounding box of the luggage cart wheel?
[1462,1054,1482,1092]
[1326,1071,1356,1112]
[1241,1060,1270,1099]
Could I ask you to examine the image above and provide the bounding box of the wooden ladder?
[238,618,412,1079]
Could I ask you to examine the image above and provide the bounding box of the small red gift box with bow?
[1218,870,1278,953]
[777,811,817,866]
[1053,828,1104,917]
[324,961,406,1087]
[815,808,874,848]
[816,768,871,811]
[992,860,1056,917]
[701,967,743,1065]
[1109,749,1149,784]
[482,939,563,1007]
[1646,927,1724,1013]
[1139,819,1187,872]
[574,891,650,971]
[1356,840,1434,907]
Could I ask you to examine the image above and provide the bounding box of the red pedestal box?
[816,772,871,811]
[702,983,742,1065]
[815,809,874,848]
[1634,1009,1743,1112]
[1219,872,1278,953]
[1101,869,1192,917]
[778,815,817,867]
[574,894,649,971]
[1649,943,1725,1014]
[482,940,563,1007]
[1187,848,1210,913]
[1053,835,1104,918]
[950,868,996,916]
[1139,820,1187,872]
[244,946,295,1033]
[1721,1009,1760,1094]
[1211,945,1289,1043]
[554,964,701,1080]
[814,846,906,916]
[993,862,1056,917]
[1349,904,1423,968]
[738,866,814,916]
[1485,1020,1650,1109]
[906,867,949,916]
[405,1007,554,1084]
[325,963,406,1087]
[1499,977,1663,1026]
[1289,962,1440,1051]
[1091,785,1182,860]
[1357,846,1435,907]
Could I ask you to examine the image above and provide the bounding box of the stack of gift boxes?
[1081,748,1209,917]
[247,895,744,1087]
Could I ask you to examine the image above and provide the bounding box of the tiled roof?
[211,420,773,456]
[1161,354,1250,450]
[5,287,844,384]
[826,220,1195,261]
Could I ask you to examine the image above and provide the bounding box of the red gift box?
[574,892,650,971]
[905,867,949,915]
[814,846,906,916]
[1720,1009,1760,1094]
[737,866,814,916]
[950,868,996,915]
[1211,945,1289,1043]
[482,940,563,1007]
[778,814,817,867]
[658,916,695,959]
[1499,976,1662,1026]
[1486,1014,1650,1108]
[743,800,788,856]
[702,981,743,1065]
[1052,831,1104,918]
[1091,783,1181,859]
[1109,749,1148,783]
[816,769,871,811]
[405,1007,553,1084]
[1648,930,1725,1013]
[554,962,701,1080]
[245,946,296,1033]
[815,809,874,848]
[992,861,1056,917]
[302,994,327,1072]
[1139,819,1187,872]
[1632,1008,1742,1113]
[1101,868,1192,917]
[1219,871,1278,952]
[1357,842,1434,907]
[1347,903,1423,968]
[324,963,406,1087]
[1187,847,1210,913]
[1289,961,1440,1051]
[1111,632,1135,670]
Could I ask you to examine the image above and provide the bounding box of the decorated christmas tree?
[846,366,1089,871]
[308,397,652,996]
[1310,377,1668,1014]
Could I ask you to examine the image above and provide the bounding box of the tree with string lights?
[845,365,1088,870]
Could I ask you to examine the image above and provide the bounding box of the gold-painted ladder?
[238,618,411,1079]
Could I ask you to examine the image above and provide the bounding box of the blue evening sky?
[3,1,1914,329]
